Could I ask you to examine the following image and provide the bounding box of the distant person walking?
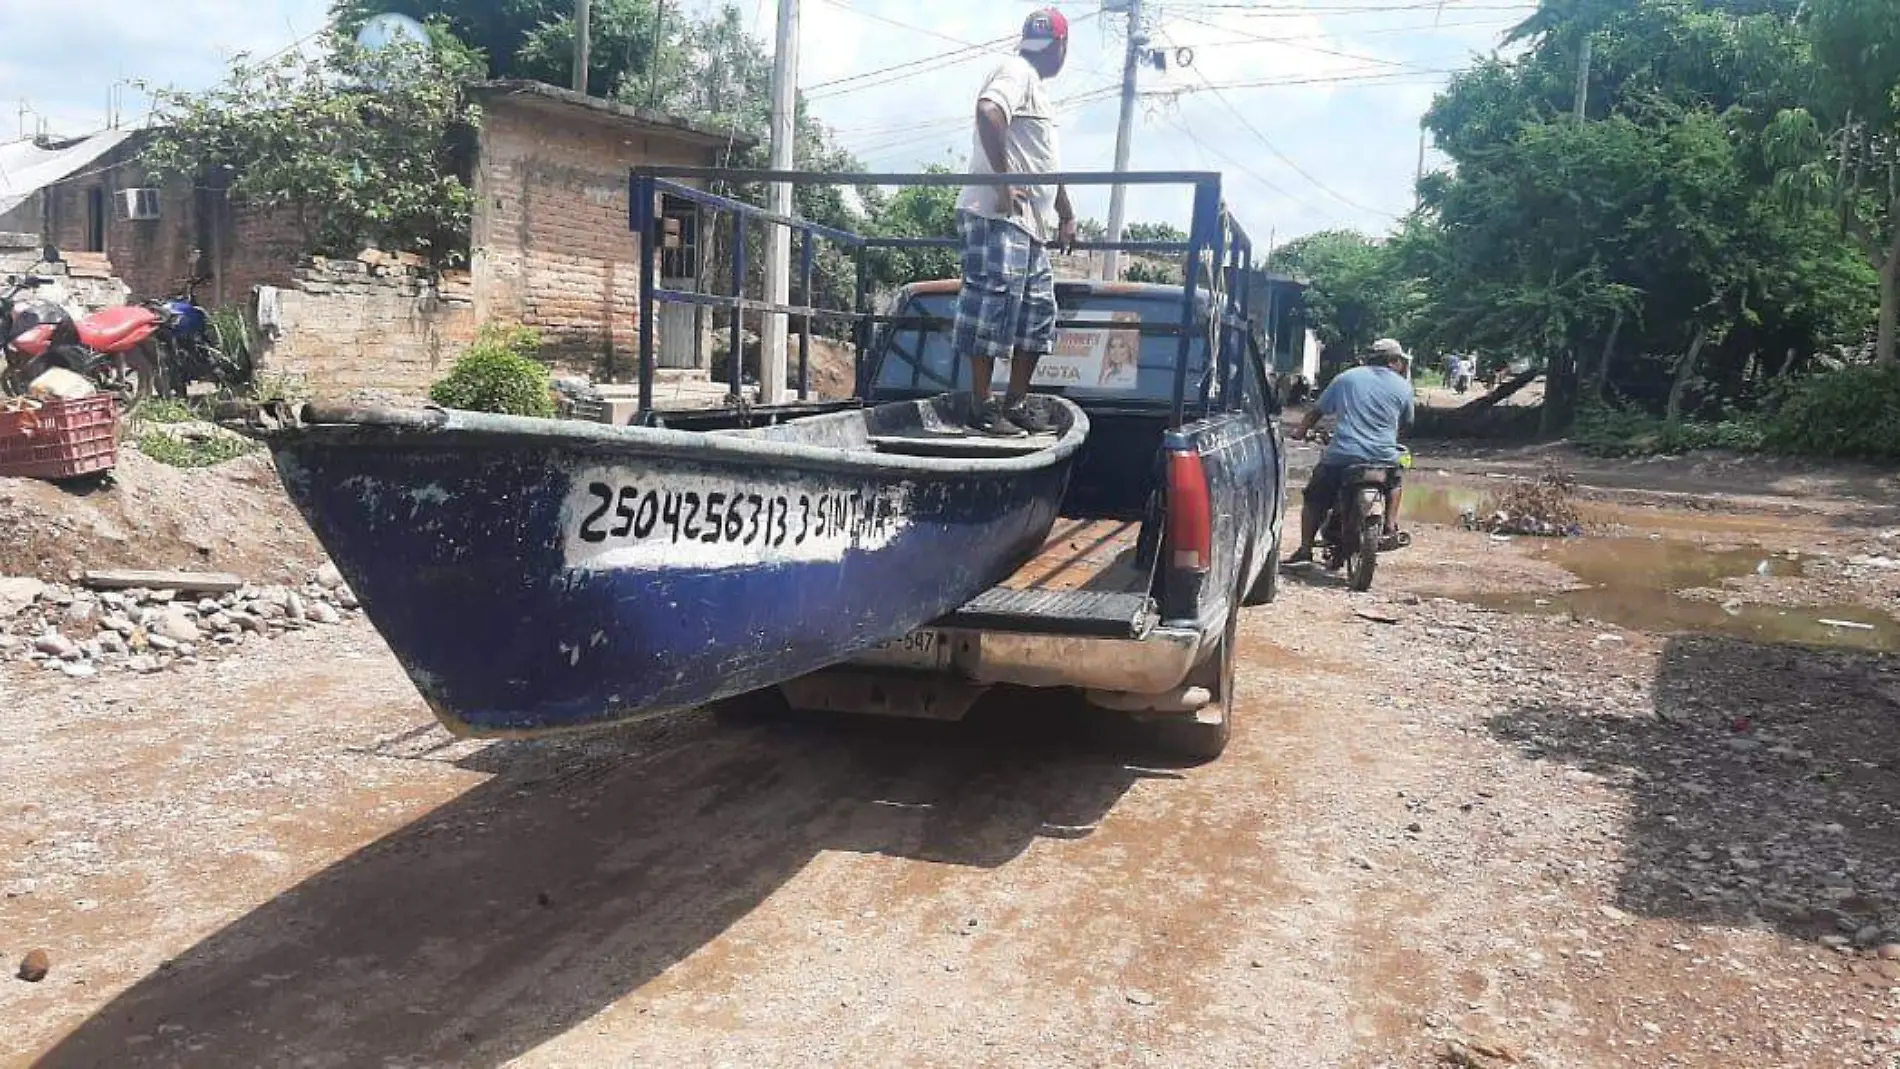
[954,7,1078,437]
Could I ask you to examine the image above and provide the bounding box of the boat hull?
[264,399,1083,736]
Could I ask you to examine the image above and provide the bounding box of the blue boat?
[254,395,1087,736]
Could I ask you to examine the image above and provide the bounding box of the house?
[466,80,755,383]
[0,129,303,307]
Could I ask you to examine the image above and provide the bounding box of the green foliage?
[135,429,257,468]
[1761,365,1900,460]
[131,399,196,425]
[429,325,555,417]
[1124,221,1187,244]
[1404,0,1883,438]
[1271,230,1404,355]
[141,31,478,261]
[865,165,960,291]
[1573,404,1765,456]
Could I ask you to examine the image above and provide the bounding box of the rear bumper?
[858,624,1208,693]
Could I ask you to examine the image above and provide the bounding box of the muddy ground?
[4,438,1900,1067]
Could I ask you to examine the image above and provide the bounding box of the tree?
[1270,230,1402,360]
[1762,0,1900,363]
[1408,0,1876,429]
[141,31,479,261]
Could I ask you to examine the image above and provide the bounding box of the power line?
[1181,62,1400,218]
[1171,12,1457,72]
[805,9,1101,97]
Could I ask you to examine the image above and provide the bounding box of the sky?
[0,0,1537,244]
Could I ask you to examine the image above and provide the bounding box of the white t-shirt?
[957,55,1062,244]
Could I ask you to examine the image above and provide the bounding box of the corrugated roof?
[0,129,138,217]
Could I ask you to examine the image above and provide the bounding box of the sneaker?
[1283,545,1314,566]
[967,397,1028,438]
[1004,397,1057,436]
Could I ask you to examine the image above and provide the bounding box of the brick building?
[467,80,753,378]
[0,129,305,307]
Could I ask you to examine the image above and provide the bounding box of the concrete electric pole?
[573,0,591,94]
[1103,0,1144,282]
[761,0,799,404]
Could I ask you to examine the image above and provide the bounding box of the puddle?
[1401,484,1489,527]
[1466,537,1900,652]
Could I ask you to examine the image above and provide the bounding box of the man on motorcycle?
[1285,337,1415,565]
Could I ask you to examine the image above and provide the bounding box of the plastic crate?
[0,395,120,479]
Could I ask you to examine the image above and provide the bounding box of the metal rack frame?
[627,168,1256,427]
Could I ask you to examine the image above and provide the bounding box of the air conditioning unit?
[117,188,161,221]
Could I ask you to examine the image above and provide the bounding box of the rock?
[145,634,179,653]
[227,611,264,634]
[127,654,159,674]
[1879,961,1900,983]
[33,632,77,659]
[1876,944,1900,961]
[1350,854,1374,871]
[1821,934,1852,949]
[1724,738,1762,753]
[60,662,95,679]
[1125,989,1156,1007]
[196,598,220,614]
[100,614,135,636]
[0,577,46,618]
[17,949,49,982]
[306,601,340,625]
[146,589,175,604]
[1856,925,1886,947]
[336,586,360,610]
[59,600,97,638]
[95,631,126,656]
[315,563,344,589]
[154,609,200,644]
[286,592,306,623]
[1406,822,1424,834]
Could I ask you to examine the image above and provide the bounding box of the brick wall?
[260,254,476,398]
[472,101,721,379]
[4,137,307,309]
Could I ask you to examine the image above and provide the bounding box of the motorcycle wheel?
[1347,513,1381,592]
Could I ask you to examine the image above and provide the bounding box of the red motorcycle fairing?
[74,305,160,353]
[10,323,54,357]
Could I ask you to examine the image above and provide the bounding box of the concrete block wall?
[261,255,476,398]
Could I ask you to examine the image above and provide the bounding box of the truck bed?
[934,517,1157,638]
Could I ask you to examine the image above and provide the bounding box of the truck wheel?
[1146,584,1240,762]
[1243,530,1280,606]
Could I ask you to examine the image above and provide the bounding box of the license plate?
[854,628,952,670]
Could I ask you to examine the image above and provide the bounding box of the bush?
[429,325,554,418]
[1573,403,1764,457]
[1761,364,1900,462]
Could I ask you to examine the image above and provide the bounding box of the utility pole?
[1103,0,1144,282]
[761,0,799,404]
[573,0,591,94]
[1572,35,1592,120]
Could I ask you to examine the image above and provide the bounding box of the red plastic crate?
[0,395,120,479]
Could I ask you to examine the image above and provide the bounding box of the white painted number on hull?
[562,467,911,570]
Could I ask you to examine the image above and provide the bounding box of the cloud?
[3,0,331,138]
[2,0,1533,243]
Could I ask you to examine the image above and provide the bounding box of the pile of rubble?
[0,564,362,678]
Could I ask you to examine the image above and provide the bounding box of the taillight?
[1166,449,1213,572]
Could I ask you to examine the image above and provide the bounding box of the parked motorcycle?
[1319,446,1412,592]
[1,274,165,402]
[145,276,250,396]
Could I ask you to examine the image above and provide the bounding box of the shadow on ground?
[37,691,1158,1068]
[1489,634,1900,943]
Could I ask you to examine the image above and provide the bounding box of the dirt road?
[5,447,1900,1067]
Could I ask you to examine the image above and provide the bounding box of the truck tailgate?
[935,517,1156,638]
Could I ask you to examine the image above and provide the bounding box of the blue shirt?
[1318,365,1413,465]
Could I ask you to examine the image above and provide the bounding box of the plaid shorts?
[953,210,1057,362]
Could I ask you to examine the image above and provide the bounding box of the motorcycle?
[2,274,165,402]
[145,276,250,397]
[1319,446,1412,592]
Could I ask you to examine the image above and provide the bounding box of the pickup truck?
[773,278,1288,759]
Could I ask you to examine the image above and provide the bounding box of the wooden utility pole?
[761,0,799,404]
[573,0,592,94]
[1103,0,1144,281]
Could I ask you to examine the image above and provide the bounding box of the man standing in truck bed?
[955,7,1079,437]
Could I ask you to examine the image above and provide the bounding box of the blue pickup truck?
[775,277,1288,759]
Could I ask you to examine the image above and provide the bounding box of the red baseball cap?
[1020,8,1069,52]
